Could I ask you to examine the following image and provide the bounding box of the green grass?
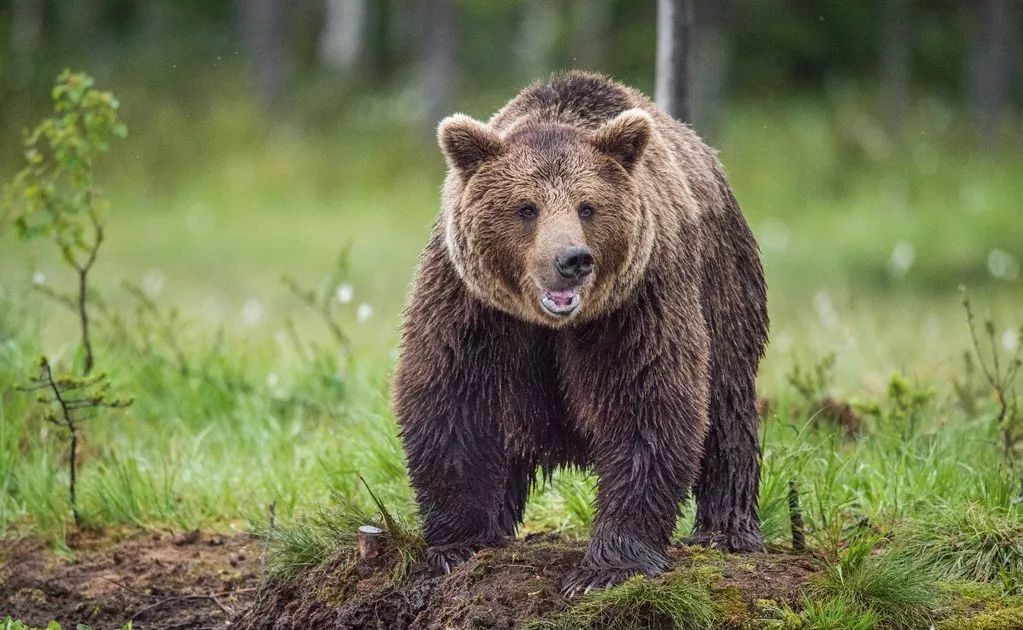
[525,573,717,630]
[258,487,424,581]
[792,595,880,630]
[806,536,941,628]
[901,503,1023,590]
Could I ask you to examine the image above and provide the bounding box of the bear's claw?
[559,566,656,598]
[683,529,765,553]
[424,544,475,574]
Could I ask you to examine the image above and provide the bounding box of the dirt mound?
[0,530,261,629]
[235,534,818,629]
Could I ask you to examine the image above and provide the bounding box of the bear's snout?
[554,246,593,282]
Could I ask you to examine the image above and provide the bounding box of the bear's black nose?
[555,246,594,281]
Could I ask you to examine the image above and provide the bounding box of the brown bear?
[394,71,768,595]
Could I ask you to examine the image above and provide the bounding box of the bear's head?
[438,108,656,327]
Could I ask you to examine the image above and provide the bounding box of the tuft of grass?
[525,572,717,630]
[258,486,423,582]
[807,536,941,629]
[800,595,880,629]
[900,503,1023,591]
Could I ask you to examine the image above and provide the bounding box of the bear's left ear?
[590,108,653,173]
[438,114,505,180]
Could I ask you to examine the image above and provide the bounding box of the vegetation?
[4,71,126,375]
[524,573,717,630]
[805,537,940,628]
[900,503,1023,591]
[259,485,424,582]
[18,357,131,526]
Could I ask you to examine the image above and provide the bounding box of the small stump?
[357,525,385,560]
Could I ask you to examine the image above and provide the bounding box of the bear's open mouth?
[539,288,580,316]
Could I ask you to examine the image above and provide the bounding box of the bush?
[807,536,940,628]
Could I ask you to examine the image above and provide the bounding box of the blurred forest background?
[1,0,1022,388]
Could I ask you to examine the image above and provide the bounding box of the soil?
[235,534,819,630]
[0,529,262,629]
[3,531,819,629]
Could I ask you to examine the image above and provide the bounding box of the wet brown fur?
[394,71,768,593]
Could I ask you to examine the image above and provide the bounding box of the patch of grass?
[525,572,717,630]
[258,486,423,582]
[806,536,941,629]
[901,503,1023,591]
[799,595,880,630]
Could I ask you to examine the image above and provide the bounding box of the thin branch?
[31,283,77,312]
[76,208,103,375]
[130,588,258,620]
[37,358,81,527]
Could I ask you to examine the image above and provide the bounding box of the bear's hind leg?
[689,370,764,552]
[690,180,768,553]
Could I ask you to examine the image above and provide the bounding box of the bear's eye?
[518,204,538,220]
[578,204,595,219]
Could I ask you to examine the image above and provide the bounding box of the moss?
[938,606,1023,630]
[681,545,726,565]
[691,563,725,585]
[936,580,1023,629]
[713,585,752,624]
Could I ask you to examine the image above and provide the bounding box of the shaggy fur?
[394,71,768,594]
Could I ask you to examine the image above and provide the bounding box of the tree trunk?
[656,0,693,122]
[419,0,456,130]
[969,0,1013,145]
[880,0,910,138]
[240,0,291,110]
[320,0,366,75]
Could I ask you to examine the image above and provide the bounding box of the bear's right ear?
[438,114,504,180]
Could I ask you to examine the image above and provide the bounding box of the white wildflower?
[32,271,46,285]
[241,298,264,325]
[356,302,373,323]
[335,283,354,304]
[813,290,838,330]
[887,241,915,278]
[142,268,165,298]
[1003,329,1019,353]
[987,249,1019,282]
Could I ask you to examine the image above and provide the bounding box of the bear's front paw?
[559,564,662,598]
[424,544,476,574]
